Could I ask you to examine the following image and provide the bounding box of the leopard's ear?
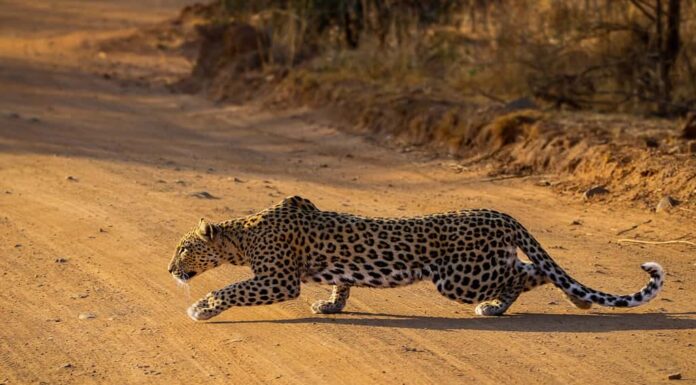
[196,218,220,242]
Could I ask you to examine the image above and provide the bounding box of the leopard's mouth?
[172,271,197,283]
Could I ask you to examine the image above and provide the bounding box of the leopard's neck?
[219,218,248,265]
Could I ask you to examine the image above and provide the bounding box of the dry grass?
[103,1,696,209]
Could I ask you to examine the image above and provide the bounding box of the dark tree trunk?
[655,0,682,115]
[341,0,363,49]
[660,0,681,114]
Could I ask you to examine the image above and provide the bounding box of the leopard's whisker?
[172,275,192,299]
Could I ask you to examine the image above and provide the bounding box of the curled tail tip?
[634,261,664,306]
[599,262,664,308]
[641,262,664,276]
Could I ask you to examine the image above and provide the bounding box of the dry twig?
[617,239,696,247]
[615,219,652,236]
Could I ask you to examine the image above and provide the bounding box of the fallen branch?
[617,238,696,246]
[616,219,652,236]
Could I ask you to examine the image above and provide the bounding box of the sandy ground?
[1,1,695,384]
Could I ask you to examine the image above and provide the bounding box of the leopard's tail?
[513,222,664,308]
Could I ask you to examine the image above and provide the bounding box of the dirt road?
[0,1,694,384]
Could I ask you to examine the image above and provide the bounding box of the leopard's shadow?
[209,311,696,332]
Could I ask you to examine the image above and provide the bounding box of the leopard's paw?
[564,294,593,309]
[474,302,506,316]
[311,300,344,314]
[187,295,221,321]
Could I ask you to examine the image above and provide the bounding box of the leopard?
[167,196,664,321]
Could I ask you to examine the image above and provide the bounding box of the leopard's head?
[168,219,227,283]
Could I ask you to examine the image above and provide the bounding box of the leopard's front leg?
[187,275,300,321]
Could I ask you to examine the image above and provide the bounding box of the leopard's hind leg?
[474,269,526,316]
[311,285,351,314]
[432,249,527,316]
